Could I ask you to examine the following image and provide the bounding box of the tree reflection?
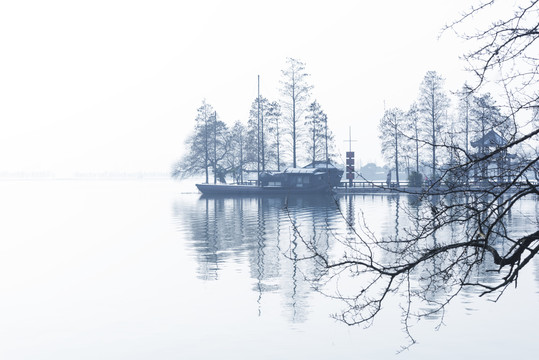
[175,194,340,323]
[300,191,538,348]
[173,192,538,340]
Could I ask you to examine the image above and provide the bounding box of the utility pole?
[261,97,265,172]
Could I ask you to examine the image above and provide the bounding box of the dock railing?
[338,180,409,189]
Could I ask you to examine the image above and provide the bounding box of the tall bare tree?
[227,121,247,183]
[379,108,406,186]
[280,57,313,168]
[305,100,329,167]
[405,103,421,174]
[418,71,450,182]
[265,101,283,171]
[246,96,269,172]
[208,113,229,184]
[172,100,217,182]
[457,84,473,155]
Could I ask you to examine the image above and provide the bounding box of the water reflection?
[174,194,341,322]
[173,193,539,323]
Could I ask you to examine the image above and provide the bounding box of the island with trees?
[173,58,343,194]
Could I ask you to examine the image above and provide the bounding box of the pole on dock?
[344,126,357,188]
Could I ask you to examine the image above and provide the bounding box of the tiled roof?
[471,130,508,148]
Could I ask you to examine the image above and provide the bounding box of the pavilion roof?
[471,130,508,148]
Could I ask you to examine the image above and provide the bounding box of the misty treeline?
[172,58,337,184]
[298,0,538,348]
[377,69,532,188]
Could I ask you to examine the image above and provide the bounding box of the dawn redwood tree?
[457,84,473,155]
[246,96,270,172]
[418,70,450,182]
[226,121,247,183]
[172,100,218,182]
[280,57,313,168]
[470,93,504,147]
[246,96,283,172]
[304,100,328,166]
[265,101,283,171]
[208,113,229,184]
[405,103,421,174]
[379,107,406,186]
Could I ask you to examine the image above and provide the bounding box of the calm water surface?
[1,180,538,359]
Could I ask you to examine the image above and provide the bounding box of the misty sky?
[1,0,489,176]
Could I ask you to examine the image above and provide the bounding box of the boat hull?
[195,183,334,195]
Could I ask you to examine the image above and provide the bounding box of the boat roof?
[303,161,339,169]
[282,168,325,175]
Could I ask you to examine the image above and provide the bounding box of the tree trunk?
[213,113,217,184]
[415,125,419,173]
[292,85,296,168]
[204,108,209,184]
[312,126,316,167]
[239,132,243,184]
[276,121,280,172]
[431,92,436,180]
[395,121,400,187]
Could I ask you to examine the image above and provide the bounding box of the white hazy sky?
[1,0,487,176]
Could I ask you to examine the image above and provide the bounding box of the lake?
[1,179,538,359]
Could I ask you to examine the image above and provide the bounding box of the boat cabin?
[303,161,344,187]
[260,163,343,191]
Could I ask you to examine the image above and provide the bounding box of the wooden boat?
[196,163,343,195]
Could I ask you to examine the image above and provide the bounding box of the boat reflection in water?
[173,192,539,325]
[175,193,341,322]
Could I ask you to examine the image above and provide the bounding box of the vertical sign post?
[344,126,357,188]
[346,151,354,187]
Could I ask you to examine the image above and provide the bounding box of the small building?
[470,130,517,184]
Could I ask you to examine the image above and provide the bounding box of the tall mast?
[324,114,328,184]
[261,98,265,172]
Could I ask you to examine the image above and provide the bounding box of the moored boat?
[196,163,343,195]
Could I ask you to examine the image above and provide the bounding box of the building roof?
[471,130,508,148]
[303,160,339,170]
[283,168,324,175]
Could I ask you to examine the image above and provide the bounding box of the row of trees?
[379,70,521,186]
[173,58,336,183]
[307,0,538,347]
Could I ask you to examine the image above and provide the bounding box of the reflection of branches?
[293,184,537,345]
[291,2,538,345]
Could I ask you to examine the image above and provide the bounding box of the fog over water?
[2,0,537,358]
[1,179,537,359]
